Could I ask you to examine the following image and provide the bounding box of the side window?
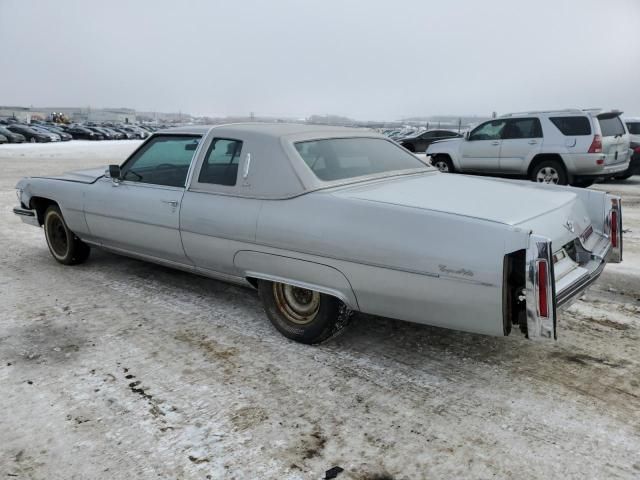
[121,135,200,187]
[440,131,458,138]
[198,138,243,186]
[549,116,591,136]
[503,118,543,139]
[627,122,640,135]
[420,132,436,139]
[468,120,506,141]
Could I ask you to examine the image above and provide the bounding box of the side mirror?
[108,164,121,182]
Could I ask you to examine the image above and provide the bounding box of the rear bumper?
[565,153,630,177]
[525,195,622,340]
[13,207,40,227]
[556,235,610,309]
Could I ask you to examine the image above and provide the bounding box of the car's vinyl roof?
[158,123,372,137]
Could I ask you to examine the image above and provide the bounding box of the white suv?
[425,109,631,186]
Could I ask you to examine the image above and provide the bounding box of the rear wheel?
[530,160,568,185]
[613,171,634,180]
[431,155,454,173]
[258,280,352,344]
[44,206,90,265]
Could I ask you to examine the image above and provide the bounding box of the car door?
[459,120,506,172]
[499,118,543,173]
[180,137,262,277]
[415,131,436,152]
[83,134,201,265]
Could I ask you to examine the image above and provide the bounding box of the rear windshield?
[598,116,625,137]
[625,122,640,135]
[549,116,591,136]
[294,137,428,181]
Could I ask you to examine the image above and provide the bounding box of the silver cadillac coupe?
[14,124,623,344]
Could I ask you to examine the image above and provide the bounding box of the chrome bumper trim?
[556,259,606,309]
[13,207,40,227]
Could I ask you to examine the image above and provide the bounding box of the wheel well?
[527,154,566,177]
[29,197,58,226]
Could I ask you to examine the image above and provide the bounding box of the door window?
[468,120,506,141]
[198,138,243,186]
[502,118,542,139]
[121,135,200,187]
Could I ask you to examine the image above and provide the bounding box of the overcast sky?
[1,0,639,120]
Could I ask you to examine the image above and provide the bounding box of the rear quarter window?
[549,116,591,136]
[598,116,625,137]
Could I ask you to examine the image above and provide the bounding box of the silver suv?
[425,109,631,186]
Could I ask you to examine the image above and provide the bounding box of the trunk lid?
[331,172,578,227]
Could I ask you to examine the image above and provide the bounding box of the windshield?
[294,137,428,182]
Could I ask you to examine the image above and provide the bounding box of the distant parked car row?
[0,118,163,143]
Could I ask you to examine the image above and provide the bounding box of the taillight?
[610,210,618,248]
[634,146,640,154]
[537,260,549,318]
[588,134,602,153]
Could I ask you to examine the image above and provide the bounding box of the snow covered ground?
[0,141,639,479]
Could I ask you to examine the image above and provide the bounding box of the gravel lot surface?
[1,141,639,479]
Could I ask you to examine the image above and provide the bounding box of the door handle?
[528,140,538,144]
[491,141,500,145]
[161,200,179,207]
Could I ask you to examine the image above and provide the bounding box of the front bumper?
[13,207,39,227]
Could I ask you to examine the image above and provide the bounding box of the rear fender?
[233,250,360,309]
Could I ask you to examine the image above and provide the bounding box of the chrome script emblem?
[563,220,575,233]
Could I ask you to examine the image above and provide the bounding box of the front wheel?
[258,280,352,344]
[431,155,455,173]
[44,206,90,265]
[530,160,568,185]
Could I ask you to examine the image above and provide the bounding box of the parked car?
[66,125,103,140]
[426,109,631,187]
[398,129,462,152]
[0,126,26,143]
[101,127,126,140]
[37,124,72,141]
[13,124,623,344]
[110,127,136,139]
[0,133,7,144]
[29,126,61,142]
[625,118,640,144]
[86,126,116,140]
[7,124,54,143]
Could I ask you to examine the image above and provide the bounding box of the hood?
[331,172,579,227]
[38,167,105,184]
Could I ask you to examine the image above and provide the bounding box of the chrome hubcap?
[273,283,320,325]
[536,167,559,184]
